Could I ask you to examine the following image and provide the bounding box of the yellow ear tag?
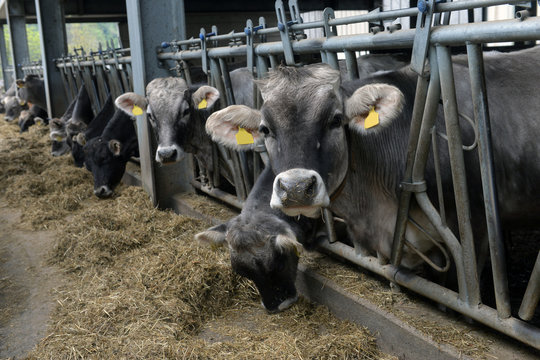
[19,100,26,106]
[235,127,254,145]
[132,105,143,116]
[55,136,63,142]
[17,83,24,88]
[364,106,380,129]
[198,98,208,110]
[294,246,300,257]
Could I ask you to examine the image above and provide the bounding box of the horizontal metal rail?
[319,240,540,349]
[157,16,540,62]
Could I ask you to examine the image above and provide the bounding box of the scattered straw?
[1,117,390,359]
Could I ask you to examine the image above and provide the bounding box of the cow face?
[83,137,130,198]
[18,110,35,133]
[49,118,70,156]
[196,214,303,313]
[206,64,405,218]
[3,96,26,122]
[115,78,219,165]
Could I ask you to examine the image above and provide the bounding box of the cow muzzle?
[94,185,113,198]
[155,144,184,164]
[270,169,329,218]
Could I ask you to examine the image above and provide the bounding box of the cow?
[83,108,138,198]
[65,86,94,142]
[18,104,48,133]
[49,93,79,157]
[3,95,28,122]
[115,68,254,167]
[196,167,317,313]
[71,95,115,167]
[16,74,47,111]
[205,47,540,272]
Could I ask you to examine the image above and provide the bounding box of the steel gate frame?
[156,0,540,348]
[46,0,540,348]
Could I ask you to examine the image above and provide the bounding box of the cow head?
[49,118,70,156]
[115,78,219,165]
[206,64,404,218]
[196,212,303,313]
[3,95,27,121]
[18,109,35,133]
[83,132,137,198]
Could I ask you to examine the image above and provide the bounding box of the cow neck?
[329,126,351,203]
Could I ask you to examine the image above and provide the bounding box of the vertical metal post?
[0,25,13,89]
[437,44,480,307]
[518,251,540,321]
[6,0,29,80]
[34,0,68,117]
[467,42,510,318]
[126,0,192,209]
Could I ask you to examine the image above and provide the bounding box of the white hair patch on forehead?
[146,77,189,105]
[257,64,340,102]
[275,229,303,255]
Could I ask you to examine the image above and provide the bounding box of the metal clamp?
[411,0,435,76]
[400,180,427,193]
[275,0,295,65]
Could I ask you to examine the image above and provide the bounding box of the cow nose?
[276,175,318,206]
[158,148,177,162]
[94,185,112,198]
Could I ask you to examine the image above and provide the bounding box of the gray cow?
[206,47,540,271]
[115,68,253,168]
[16,74,47,111]
[196,166,316,313]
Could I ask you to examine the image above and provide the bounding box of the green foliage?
[0,22,119,69]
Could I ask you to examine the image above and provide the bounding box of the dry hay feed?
[0,117,391,359]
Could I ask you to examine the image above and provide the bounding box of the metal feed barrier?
[21,60,44,77]
[54,44,134,116]
[48,0,540,349]
[155,0,540,349]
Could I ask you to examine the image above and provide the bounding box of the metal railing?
[54,44,133,115]
[154,0,540,349]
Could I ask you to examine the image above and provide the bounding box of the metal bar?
[390,74,430,267]
[190,179,243,210]
[431,128,447,227]
[229,149,248,201]
[218,58,236,106]
[319,240,540,349]
[6,0,29,80]
[518,251,540,321]
[0,25,13,89]
[343,50,358,80]
[437,45,480,306]
[467,42,511,318]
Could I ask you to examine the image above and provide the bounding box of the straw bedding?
[0,118,391,359]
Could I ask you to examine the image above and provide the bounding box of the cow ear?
[115,92,148,116]
[192,85,220,110]
[108,139,122,156]
[75,132,87,146]
[345,83,404,134]
[195,223,228,248]
[273,231,303,256]
[16,79,25,88]
[206,105,262,151]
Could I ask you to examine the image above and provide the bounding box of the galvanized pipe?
[390,75,430,267]
[437,45,480,306]
[190,179,243,210]
[466,42,511,319]
[319,240,540,350]
[518,251,540,321]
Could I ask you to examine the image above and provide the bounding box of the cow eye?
[182,108,190,117]
[329,114,343,129]
[258,125,270,136]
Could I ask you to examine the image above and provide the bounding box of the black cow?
[206,47,540,272]
[16,74,47,111]
[71,95,115,167]
[83,108,138,198]
[18,104,48,133]
[196,167,316,313]
[65,86,94,142]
